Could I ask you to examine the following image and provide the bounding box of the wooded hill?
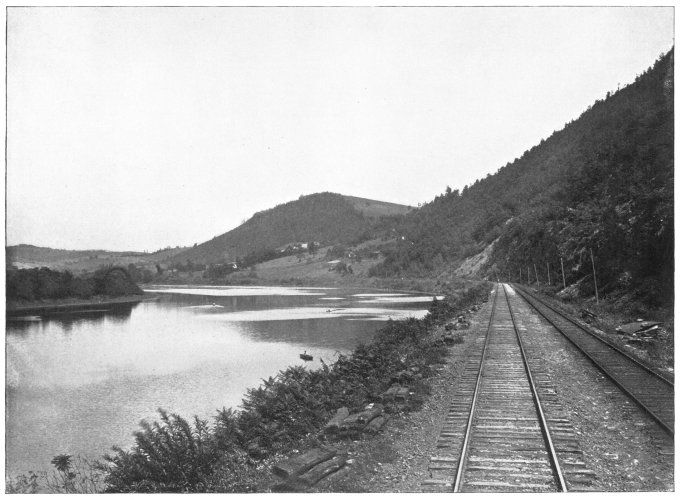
[371,49,673,307]
[169,192,412,265]
[7,50,672,307]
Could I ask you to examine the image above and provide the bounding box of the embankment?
[100,280,492,493]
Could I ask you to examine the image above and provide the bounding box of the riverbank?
[292,290,491,492]
[96,281,492,493]
[6,294,146,316]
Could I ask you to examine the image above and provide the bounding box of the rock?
[247,442,266,460]
[379,385,401,402]
[443,333,463,344]
[324,407,350,434]
[395,387,410,402]
[364,415,389,433]
[391,370,414,384]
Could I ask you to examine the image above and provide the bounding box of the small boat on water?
[300,351,313,361]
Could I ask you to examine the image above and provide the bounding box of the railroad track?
[513,285,674,436]
[423,284,595,492]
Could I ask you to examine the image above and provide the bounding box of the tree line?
[6,266,143,302]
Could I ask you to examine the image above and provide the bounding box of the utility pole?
[590,248,599,304]
[533,263,540,288]
[560,257,566,289]
[527,266,530,285]
[547,262,551,286]
[519,268,522,284]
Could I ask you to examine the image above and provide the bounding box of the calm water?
[5,286,440,476]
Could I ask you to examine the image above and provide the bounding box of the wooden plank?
[296,454,348,487]
[271,446,337,478]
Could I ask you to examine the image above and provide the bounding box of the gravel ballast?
[311,285,673,492]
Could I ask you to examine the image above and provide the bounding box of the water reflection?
[235,315,379,351]
[7,303,137,335]
[150,290,320,312]
[5,286,435,476]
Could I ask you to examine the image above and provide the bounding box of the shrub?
[102,282,490,492]
[5,472,43,493]
[103,410,217,492]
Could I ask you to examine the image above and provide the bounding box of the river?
[5,285,441,476]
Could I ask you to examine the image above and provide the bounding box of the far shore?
[6,294,148,316]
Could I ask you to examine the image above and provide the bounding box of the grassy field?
[154,239,441,294]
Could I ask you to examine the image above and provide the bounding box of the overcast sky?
[6,6,674,251]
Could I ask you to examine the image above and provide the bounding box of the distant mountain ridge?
[6,244,187,272]
[167,193,412,265]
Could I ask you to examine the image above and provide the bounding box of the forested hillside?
[171,192,410,265]
[372,49,673,306]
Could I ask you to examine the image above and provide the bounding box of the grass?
[6,455,106,494]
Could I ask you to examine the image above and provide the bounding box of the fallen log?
[271,446,337,479]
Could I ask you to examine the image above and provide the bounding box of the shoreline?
[147,274,445,296]
[6,294,147,316]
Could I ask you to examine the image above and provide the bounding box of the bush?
[103,411,217,492]
[101,282,490,492]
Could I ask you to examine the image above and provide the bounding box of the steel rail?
[451,283,499,493]
[513,285,674,436]
[502,284,567,492]
[516,285,673,385]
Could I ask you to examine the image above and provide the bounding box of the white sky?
[5,6,674,251]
